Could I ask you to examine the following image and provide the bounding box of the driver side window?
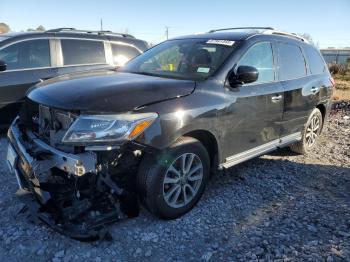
[237,42,275,83]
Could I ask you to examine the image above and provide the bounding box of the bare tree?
[36,25,46,31]
[0,22,10,34]
[299,33,316,46]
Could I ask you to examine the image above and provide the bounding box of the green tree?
[0,22,10,34]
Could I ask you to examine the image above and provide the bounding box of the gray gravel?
[0,109,349,262]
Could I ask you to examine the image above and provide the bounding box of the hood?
[27,70,195,112]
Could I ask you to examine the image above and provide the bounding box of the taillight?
[330,77,335,87]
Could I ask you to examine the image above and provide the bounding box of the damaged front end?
[7,101,156,241]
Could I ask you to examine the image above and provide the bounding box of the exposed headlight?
[62,113,158,144]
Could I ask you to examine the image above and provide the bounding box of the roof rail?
[46,28,77,32]
[45,28,134,38]
[208,27,275,33]
[262,29,309,43]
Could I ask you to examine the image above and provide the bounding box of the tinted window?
[111,44,141,66]
[278,43,307,80]
[304,46,326,74]
[61,40,105,65]
[0,39,50,70]
[237,42,275,83]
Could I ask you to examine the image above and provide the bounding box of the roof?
[172,31,255,41]
[171,27,310,45]
[0,29,149,50]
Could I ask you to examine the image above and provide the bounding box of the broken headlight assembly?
[61,112,158,144]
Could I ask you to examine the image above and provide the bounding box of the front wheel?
[137,137,210,219]
[290,108,323,154]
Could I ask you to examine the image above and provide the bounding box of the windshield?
[122,39,237,80]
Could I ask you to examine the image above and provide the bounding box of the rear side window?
[111,43,141,66]
[278,43,307,80]
[303,46,326,75]
[61,39,105,66]
[237,42,275,83]
[0,39,50,70]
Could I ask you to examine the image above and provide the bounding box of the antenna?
[165,26,170,40]
[100,19,103,31]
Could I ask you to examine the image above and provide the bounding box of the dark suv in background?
[6,27,333,240]
[0,28,149,127]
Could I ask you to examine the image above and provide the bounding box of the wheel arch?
[183,129,219,171]
[316,103,326,131]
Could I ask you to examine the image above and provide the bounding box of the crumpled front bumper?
[6,118,121,241]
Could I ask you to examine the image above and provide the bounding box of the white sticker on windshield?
[206,39,235,46]
[197,67,210,73]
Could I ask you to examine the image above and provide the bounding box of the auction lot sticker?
[206,39,235,46]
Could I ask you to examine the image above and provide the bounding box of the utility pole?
[100,19,103,31]
[165,26,169,40]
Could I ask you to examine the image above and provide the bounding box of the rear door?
[57,39,112,75]
[222,41,284,159]
[276,42,319,137]
[0,38,57,124]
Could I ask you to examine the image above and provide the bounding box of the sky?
[1,0,349,48]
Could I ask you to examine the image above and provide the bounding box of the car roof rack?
[208,27,309,43]
[45,28,135,38]
[262,29,309,43]
[208,27,275,33]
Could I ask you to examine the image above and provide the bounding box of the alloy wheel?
[305,115,320,147]
[162,153,203,208]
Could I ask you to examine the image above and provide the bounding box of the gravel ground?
[0,108,349,262]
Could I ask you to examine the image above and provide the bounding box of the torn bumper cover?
[7,118,139,241]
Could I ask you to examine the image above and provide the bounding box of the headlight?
[62,113,158,144]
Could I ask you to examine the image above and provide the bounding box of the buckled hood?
[27,70,196,112]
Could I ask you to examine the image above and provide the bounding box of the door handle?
[310,87,319,93]
[271,94,283,102]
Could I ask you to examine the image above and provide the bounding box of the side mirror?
[0,60,7,72]
[228,65,259,87]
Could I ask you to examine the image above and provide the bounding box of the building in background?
[320,48,350,65]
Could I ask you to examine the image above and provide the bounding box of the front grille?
[19,99,77,146]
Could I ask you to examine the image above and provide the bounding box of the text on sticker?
[206,40,235,46]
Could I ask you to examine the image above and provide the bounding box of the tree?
[0,22,10,34]
[36,25,45,31]
[299,33,316,46]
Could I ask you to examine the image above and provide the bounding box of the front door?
[221,41,284,161]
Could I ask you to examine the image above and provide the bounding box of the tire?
[289,108,323,155]
[137,137,210,219]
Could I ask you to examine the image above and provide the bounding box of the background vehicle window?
[0,39,50,70]
[303,46,326,75]
[237,42,274,83]
[278,43,307,80]
[111,44,141,66]
[61,39,105,66]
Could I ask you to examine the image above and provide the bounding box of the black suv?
[7,27,333,239]
[0,28,149,127]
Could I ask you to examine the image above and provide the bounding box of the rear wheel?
[290,108,323,154]
[137,137,210,219]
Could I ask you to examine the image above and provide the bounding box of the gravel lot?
[0,107,349,262]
